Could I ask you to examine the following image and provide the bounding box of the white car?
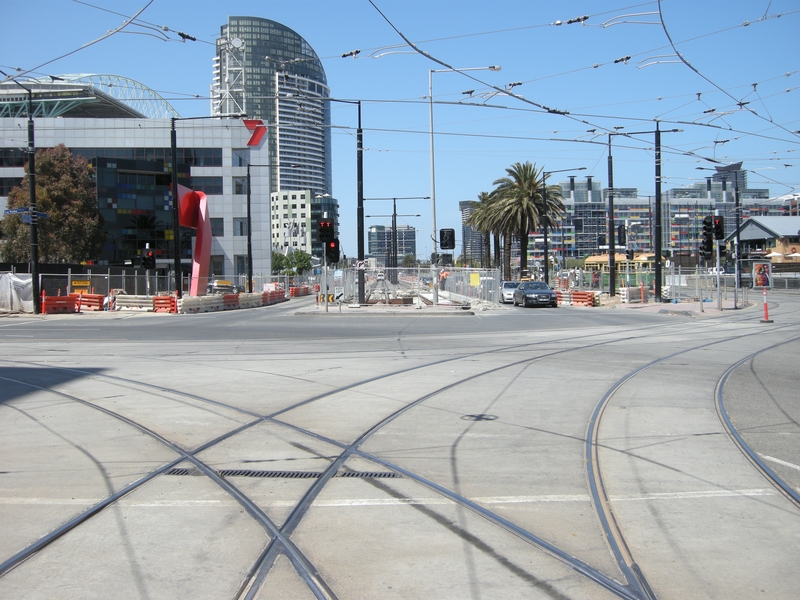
[500,281,519,304]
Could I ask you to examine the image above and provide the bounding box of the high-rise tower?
[211,17,336,257]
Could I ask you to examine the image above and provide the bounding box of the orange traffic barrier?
[223,294,240,310]
[69,292,104,311]
[153,295,177,313]
[41,292,80,314]
[571,291,597,307]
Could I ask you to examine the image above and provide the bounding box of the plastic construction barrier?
[153,295,177,313]
[41,293,80,314]
[289,286,311,297]
[69,292,104,311]
[571,291,599,307]
[223,294,240,310]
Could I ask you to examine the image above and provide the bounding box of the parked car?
[207,280,242,294]
[513,281,559,308]
[500,281,519,304]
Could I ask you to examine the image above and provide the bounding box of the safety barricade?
[223,294,240,310]
[114,295,155,311]
[261,290,286,305]
[69,292,104,311]
[41,292,80,314]
[571,291,598,307]
[178,295,223,314]
[153,295,177,313]
[238,292,263,309]
[289,286,311,297]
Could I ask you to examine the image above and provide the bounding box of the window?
[233,176,247,195]
[210,255,225,277]
[232,149,249,167]
[235,255,248,275]
[191,176,223,195]
[211,218,224,237]
[233,217,249,236]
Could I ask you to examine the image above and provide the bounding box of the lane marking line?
[759,454,800,472]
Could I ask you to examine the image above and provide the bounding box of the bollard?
[761,287,773,323]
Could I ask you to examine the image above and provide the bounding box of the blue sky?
[3,0,799,258]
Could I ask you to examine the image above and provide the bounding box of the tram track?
[1,313,799,598]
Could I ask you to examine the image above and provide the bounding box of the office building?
[211,17,335,258]
[1,77,271,278]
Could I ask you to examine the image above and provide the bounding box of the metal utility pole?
[170,118,182,298]
[542,167,585,285]
[1,72,41,313]
[607,135,617,297]
[654,123,663,302]
[356,102,365,304]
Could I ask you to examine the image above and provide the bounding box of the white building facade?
[0,115,272,278]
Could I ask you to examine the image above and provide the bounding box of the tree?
[491,161,544,277]
[1,144,104,263]
[272,248,312,275]
[271,251,288,275]
[401,253,418,268]
[288,249,312,274]
[465,191,500,270]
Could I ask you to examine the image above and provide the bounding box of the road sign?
[334,286,344,302]
[357,260,365,270]
[4,207,30,214]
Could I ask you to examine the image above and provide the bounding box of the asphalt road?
[1,293,798,599]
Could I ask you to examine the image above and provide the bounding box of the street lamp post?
[608,124,681,300]
[246,163,271,293]
[1,72,40,313]
[429,65,500,303]
[366,196,427,284]
[324,99,364,303]
[541,167,586,285]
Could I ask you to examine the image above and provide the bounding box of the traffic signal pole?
[715,211,722,311]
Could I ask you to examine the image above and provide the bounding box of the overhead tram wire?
[1,0,155,83]
[364,0,798,166]
[657,0,800,137]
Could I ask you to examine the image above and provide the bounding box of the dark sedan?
[512,281,559,308]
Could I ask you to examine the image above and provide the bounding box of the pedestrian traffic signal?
[439,228,456,250]
[702,215,714,260]
[713,215,724,240]
[325,238,340,263]
[142,250,155,269]
[318,220,334,242]
[617,224,626,246]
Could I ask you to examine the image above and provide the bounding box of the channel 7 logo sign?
[244,120,267,146]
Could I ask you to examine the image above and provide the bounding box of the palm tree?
[465,191,499,269]
[491,161,544,277]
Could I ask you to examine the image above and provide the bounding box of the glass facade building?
[212,17,335,258]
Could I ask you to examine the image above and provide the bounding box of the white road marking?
[0,489,776,508]
[759,454,800,472]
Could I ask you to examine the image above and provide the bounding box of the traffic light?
[318,220,334,243]
[142,250,155,269]
[597,233,606,247]
[701,215,714,260]
[617,223,626,246]
[626,248,634,261]
[439,228,456,250]
[713,215,724,240]
[325,238,340,263]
